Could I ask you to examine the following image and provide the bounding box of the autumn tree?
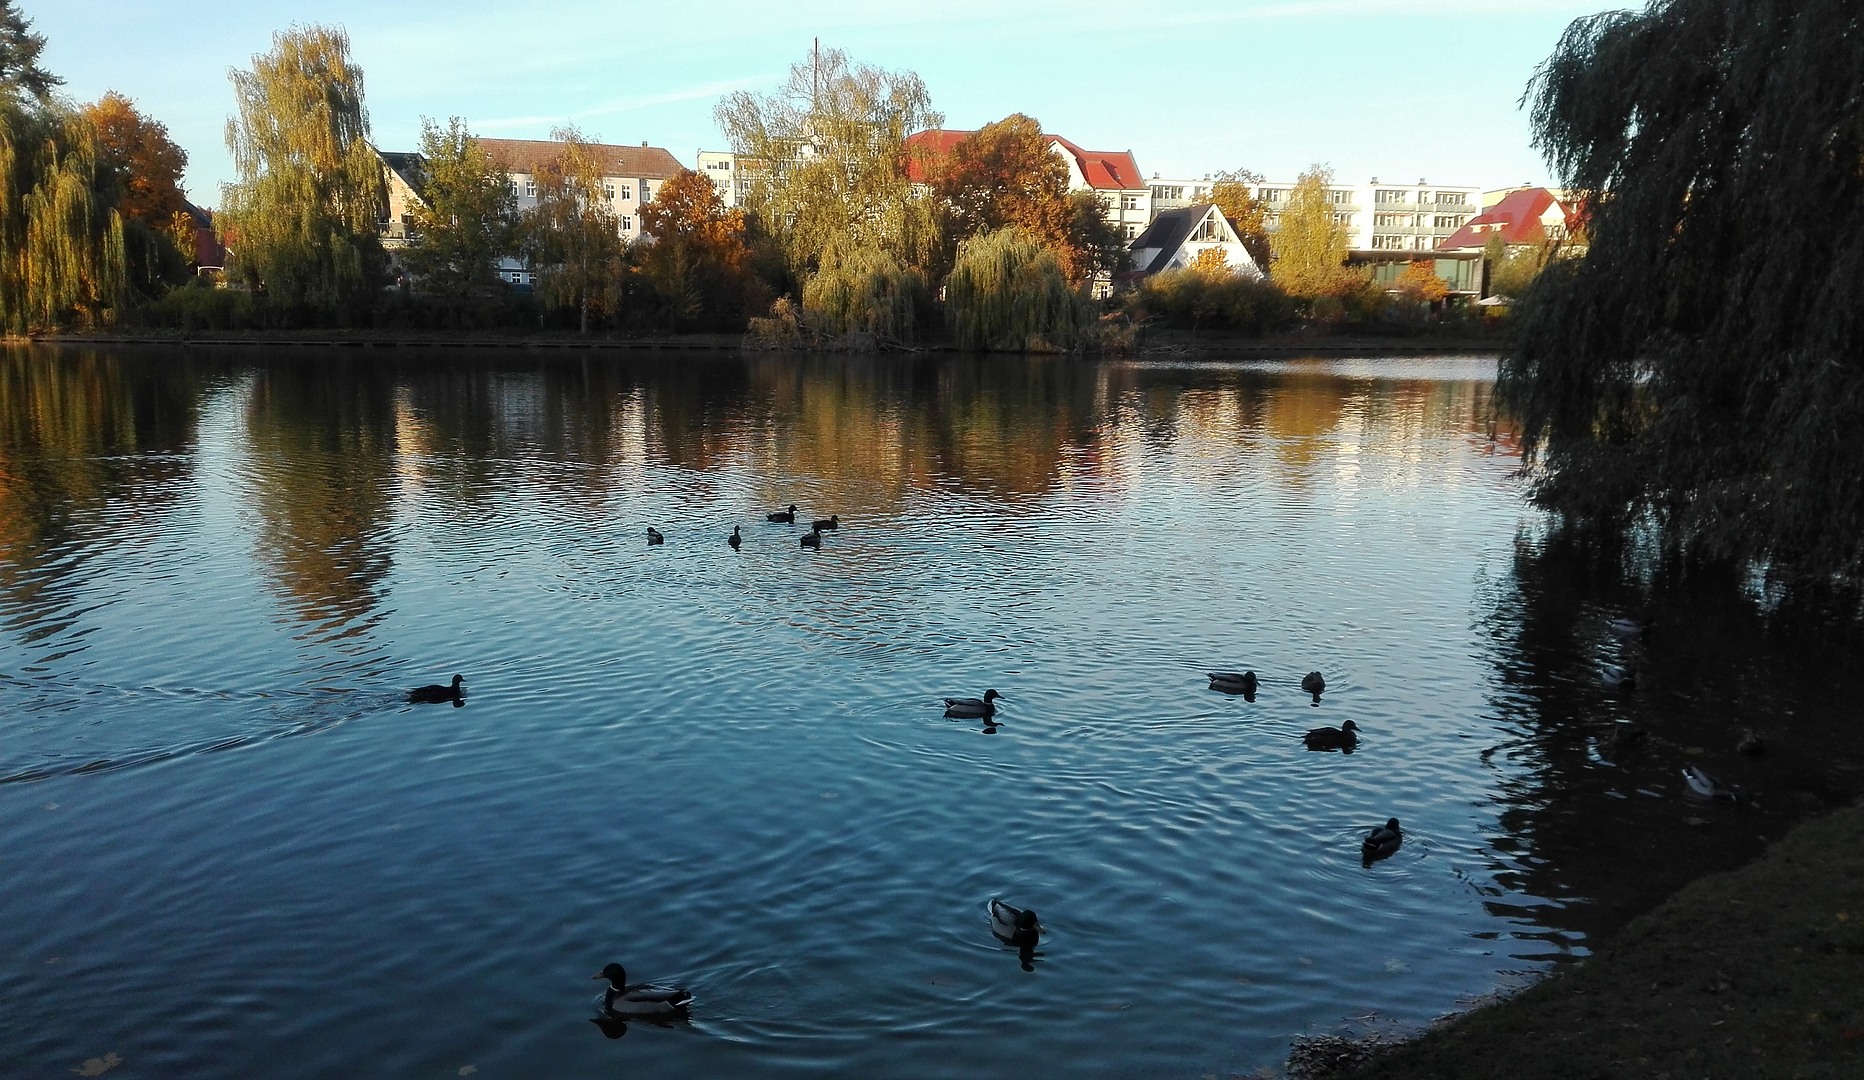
[1393,259,1449,305]
[714,46,945,278]
[1506,0,1864,588]
[81,91,193,291]
[637,168,760,329]
[221,25,386,322]
[401,117,515,302]
[0,1,59,106]
[517,126,625,333]
[1267,165,1353,299]
[1207,168,1270,269]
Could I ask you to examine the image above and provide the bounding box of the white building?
[477,137,685,285]
[1253,177,1481,253]
[1126,203,1264,281]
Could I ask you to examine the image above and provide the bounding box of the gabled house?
[903,128,1152,241]
[375,149,429,251]
[1125,203,1263,282]
[1436,186,1581,252]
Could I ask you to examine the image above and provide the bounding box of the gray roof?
[1128,203,1220,275]
[376,150,428,200]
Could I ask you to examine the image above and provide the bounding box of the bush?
[1127,268,1293,334]
[136,281,261,331]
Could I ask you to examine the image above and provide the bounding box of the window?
[640,183,652,202]
[1124,223,1139,239]
[1328,189,1351,205]
[1331,212,1353,226]
[604,183,615,200]
[617,184,632,201]
[506,180,517,198]
[1372,234,1406,249]
[1434,215,1463,229]
[1120,194,1141,210]
[1375,189,1408,204]
[1435,191,1468,206]
[620,216,633,231]
[1151,184,1184,201]
[1375,213,1405,227]
[1191,216,1222,242]
[523,176,536,198]
[1260,188,1285,203]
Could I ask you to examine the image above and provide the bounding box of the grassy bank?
[1317,802,1864,1079]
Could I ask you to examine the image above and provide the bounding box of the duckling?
[646,527,664,545]
[1598,662,1636,690]
[800,526,822,549]
[767,504,798,523]
[944,689,1001,719]
[728,525,741,551]
[407,674,464,705]
[1303,718,1358,751]
[592,963,692,1017]
[1682,765,1743,803]
[1208,670,1259,698]
[1301,671,1326,705]
[989,898,1042,944]
[811,514,839,531]
[1362,818,1403,862]
[1736,727,1764,758]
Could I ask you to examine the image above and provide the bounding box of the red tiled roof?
[1438,187,1578,250]
[475,138,684,179]
[902,128,1145,191]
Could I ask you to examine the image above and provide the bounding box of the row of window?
[507,177,653,203]
[1373,213,1472,229]
[1369,234,1440,250]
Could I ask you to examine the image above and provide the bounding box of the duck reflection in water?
[990,898,1044,971]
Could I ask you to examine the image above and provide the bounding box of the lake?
[2,345,1859,1078]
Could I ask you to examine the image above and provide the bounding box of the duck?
[1736,727,1764,758]
[944,689,1002,719]
[811,514,839,531]
[989,898,1042,943]
[1303,718,1358,751]
[728,525,741,551]
[767,504,798,523]
[1301,671,1326,705]
[1362,818,1403,862]
[592,963,693,1017]
[1599,662,1636,690]
[646,527,664,545]
[407,674,464,705]
[800,526,822,549]
[1608,616,1652,640]
[1682,764,1743,803]
[1208,670,1259,697]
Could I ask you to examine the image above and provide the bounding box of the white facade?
[476,138,686,285]
[696,150,752,208]
[1251,177,1481,252]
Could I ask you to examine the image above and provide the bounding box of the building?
[901,128,1153,241]
[375,149,429,264]
[478,138,685,285]
[1248,177,1481,254]
[1126,203,1264,282]
[1436,186,1582,252]
[696,150,753,208]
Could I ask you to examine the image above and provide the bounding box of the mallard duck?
[989,898,1042,943]
[1736,728,1764,758]
[407,674,463,705]
[1208,670,1259,697]
[1301,671,1326,705]
[767,504,798,523]
[593,963,692,1017]
[646,527,664,545]
[1303,718,1358,751]
[811,514,839,531]
[1608,616,1652,640]
[1599,662,1636,690]
[1682,765,1743,803]
[944,689,1001,719]
[800,526,821,548]
[727,525,741,550]
[1362,818,1402,862]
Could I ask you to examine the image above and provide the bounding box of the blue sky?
[35,0,1623,206]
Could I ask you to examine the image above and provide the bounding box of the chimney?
[641,141,648,148]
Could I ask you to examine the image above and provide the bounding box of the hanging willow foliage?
[1508,0,1864,587]
[944,227,1091,353]
[221,25,385,324]
[0,102,127,333]
[801,245,927,343]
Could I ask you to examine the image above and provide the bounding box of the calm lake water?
[2,345,1860,1079]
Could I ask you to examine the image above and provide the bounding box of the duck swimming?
[767,504,798,523]
[1362,818,1402,862]
[593,963,692,1017]
[1599,662,1636,690]
[944,689,1001,719]
[1303,718,1358,751]
[728,525,741,550]
[1683,765,1743,803]
[1301,671,1326,705]
[1608,616,1652,640]
[989,898,1042,943]
[1208,670,1259,697]
[800,526,822,548]
[811,514,839,531]
[646,527,664,545]
[407,674,464,705]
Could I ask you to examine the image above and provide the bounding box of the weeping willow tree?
[1507,0,1864,589]
[945,228,1092,353]
[714,45,946,278]
[0,102,127,332]
[800,245,927,342]
[221,25,385,323]
[517,126,626,334]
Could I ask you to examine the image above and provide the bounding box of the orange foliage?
[82,91,189,225]
[1395,259,1450,304]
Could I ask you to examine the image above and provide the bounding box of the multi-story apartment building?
[695,150,752,208]
[478,137,685,285]
[1253,177,1480,252]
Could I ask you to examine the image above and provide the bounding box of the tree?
[1207,168,1270,269]
[401,116,515,300]
[1506,0,1864,586]
[1267,165,1353,300]
[801,247,927,343]
[0,1,59,106]
[937,114,1068,241]
[516,126,625,333]
[945,227,1092,352]
[1394,259,1449,305]
[221,25,385,322]
[637,167,759,329]
[714,46,945,277]
[82,92,188,225]
[0,105,127,330]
